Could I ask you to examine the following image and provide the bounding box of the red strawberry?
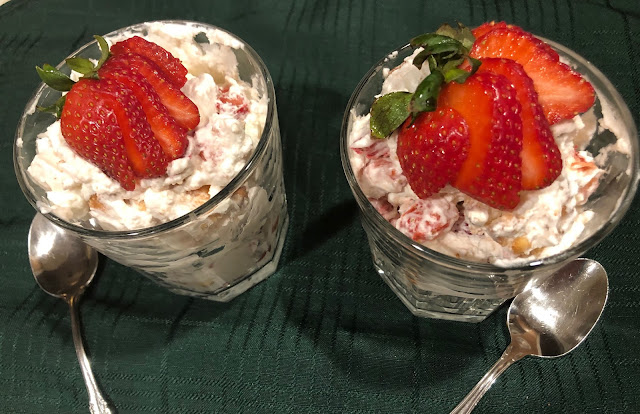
[470,26,595,124]
[99,57,188,159]
[106,52,200,130]
[472,22,557,56]
[475,58,562,190]
[60,78,169,189]
[396,107,470,199]
[438,72,523,210]
[472,21,510,39]
[110,36,188,87]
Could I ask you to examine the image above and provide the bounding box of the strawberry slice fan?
[369,21,595,211]
[36,35,201,191]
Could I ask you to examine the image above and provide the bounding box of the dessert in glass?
[341,22,639,322]
[14,20,288,301]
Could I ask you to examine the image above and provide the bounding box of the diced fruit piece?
[110,36,188,87]
[217,86,249,115]
[60,78,169,189]
[352,140,390,160]
[99,57,188,159]
[475,58,562,190]
[470,26,595,124]
[360,157,406,198]
[103,52,200,130]
[395,197,460,243]
[438,72,523,210]
[396,107,470,199]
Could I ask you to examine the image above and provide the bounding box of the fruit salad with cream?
[27,23,267,231]
[348,22,606,265]
[20,22,288,300]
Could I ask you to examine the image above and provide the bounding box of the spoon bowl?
[508,259,608,359]
[451,258,608,413]
[29,213,98,298]
[28,213,113,414]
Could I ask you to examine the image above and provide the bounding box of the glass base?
[163,214,289,302]
[376,267,504,323]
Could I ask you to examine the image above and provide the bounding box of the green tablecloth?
[1,0,639,412]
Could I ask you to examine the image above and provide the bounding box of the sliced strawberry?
[472,22,557,56]
[472,21,510,39]
[396,107,470,200]
[527,62,596,125]
[99,57,188,159]
[98,78,169,179]
[438,72,523,210]
[110,36,188,87]
[472,26,559,66]
[475,58,562,190]
[60,79,136,190]
[104,52,200,130]
[471,26,595,124]
[60,78,169,188]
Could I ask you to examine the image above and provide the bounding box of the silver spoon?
[28,213,114,414]
[451,258,608,414]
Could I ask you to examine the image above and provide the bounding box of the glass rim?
[340,38,640,272]
[13,19,277,239]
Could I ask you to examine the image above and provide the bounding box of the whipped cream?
[348,48,609,266]
[27,22,267,231]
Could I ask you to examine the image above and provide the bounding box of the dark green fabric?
[1,0,639,412]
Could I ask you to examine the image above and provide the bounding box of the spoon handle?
[450,344,526,414]
[68,297,114,414]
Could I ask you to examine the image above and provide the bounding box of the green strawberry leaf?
[410,33,462,53]
[409,71,444,117]
[35,64,75,91]
[65,57,96,75]
[95,35,110,68]
[441,57,465,74]
[444,68,472,83]
[412,49,430,69]
[65,35,110,77]
[445,57,482,83]
[435,22,475,50]
[411,34,466,69]
[36,95,66,117]
[427,55,438,72]
[370,92,412,138]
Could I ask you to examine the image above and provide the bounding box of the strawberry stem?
[36,95,66,117]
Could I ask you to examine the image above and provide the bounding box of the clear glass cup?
[340,39,639,322]
[14,21,288,302]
